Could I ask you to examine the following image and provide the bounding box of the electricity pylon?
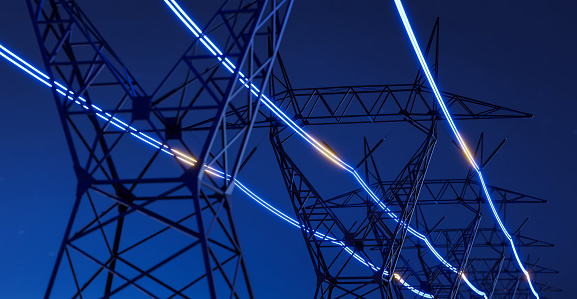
[27,0,293,297]
[21,0,557,297]
[266,20,558,298]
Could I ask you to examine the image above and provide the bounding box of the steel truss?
[270,116,558,298]
[267,19,558,298]
[270,120,438,298]
[23,1,557,298]
[28,0,293,298]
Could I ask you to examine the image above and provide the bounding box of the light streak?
[0,43,434,298]
[162,1,489,297]
[393,0,539,297]
[197,167,435,298]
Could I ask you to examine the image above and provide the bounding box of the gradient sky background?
[0,0,575,298]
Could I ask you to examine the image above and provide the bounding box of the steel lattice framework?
[6,0,557,298]
[27,0,292,297]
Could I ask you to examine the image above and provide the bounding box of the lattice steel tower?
[266,21,558,296]
[21,0,557,298]
[28,0,292,297]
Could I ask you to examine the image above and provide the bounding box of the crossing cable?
[393,1,539,297]
[0,42,435,298]
[163,0,493,296]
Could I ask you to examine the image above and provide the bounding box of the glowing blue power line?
[393,0,539,297]
[202,167,435,298]
[163,1,488,297]
[0,43,434,298]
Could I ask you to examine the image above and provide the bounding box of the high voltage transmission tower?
[27,0,292,297]
[266,19,558,297]
[0,0,554,298]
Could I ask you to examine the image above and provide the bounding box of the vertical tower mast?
[27,0,292,297]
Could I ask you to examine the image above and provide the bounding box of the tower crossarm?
[167,83,533,133]
[325,178,546,210]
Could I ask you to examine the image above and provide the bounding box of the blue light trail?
[163,0,490,296]
[393,0,539,297]
[0,42,434,297]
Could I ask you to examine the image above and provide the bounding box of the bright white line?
[162,2,486,297]
[3,3,508,292]
[0,40,434,297]
[0,44,50,79]
[393,0,538,297]
[0,51,52,87]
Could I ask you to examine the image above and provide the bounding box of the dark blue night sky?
[0,1,575,298]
